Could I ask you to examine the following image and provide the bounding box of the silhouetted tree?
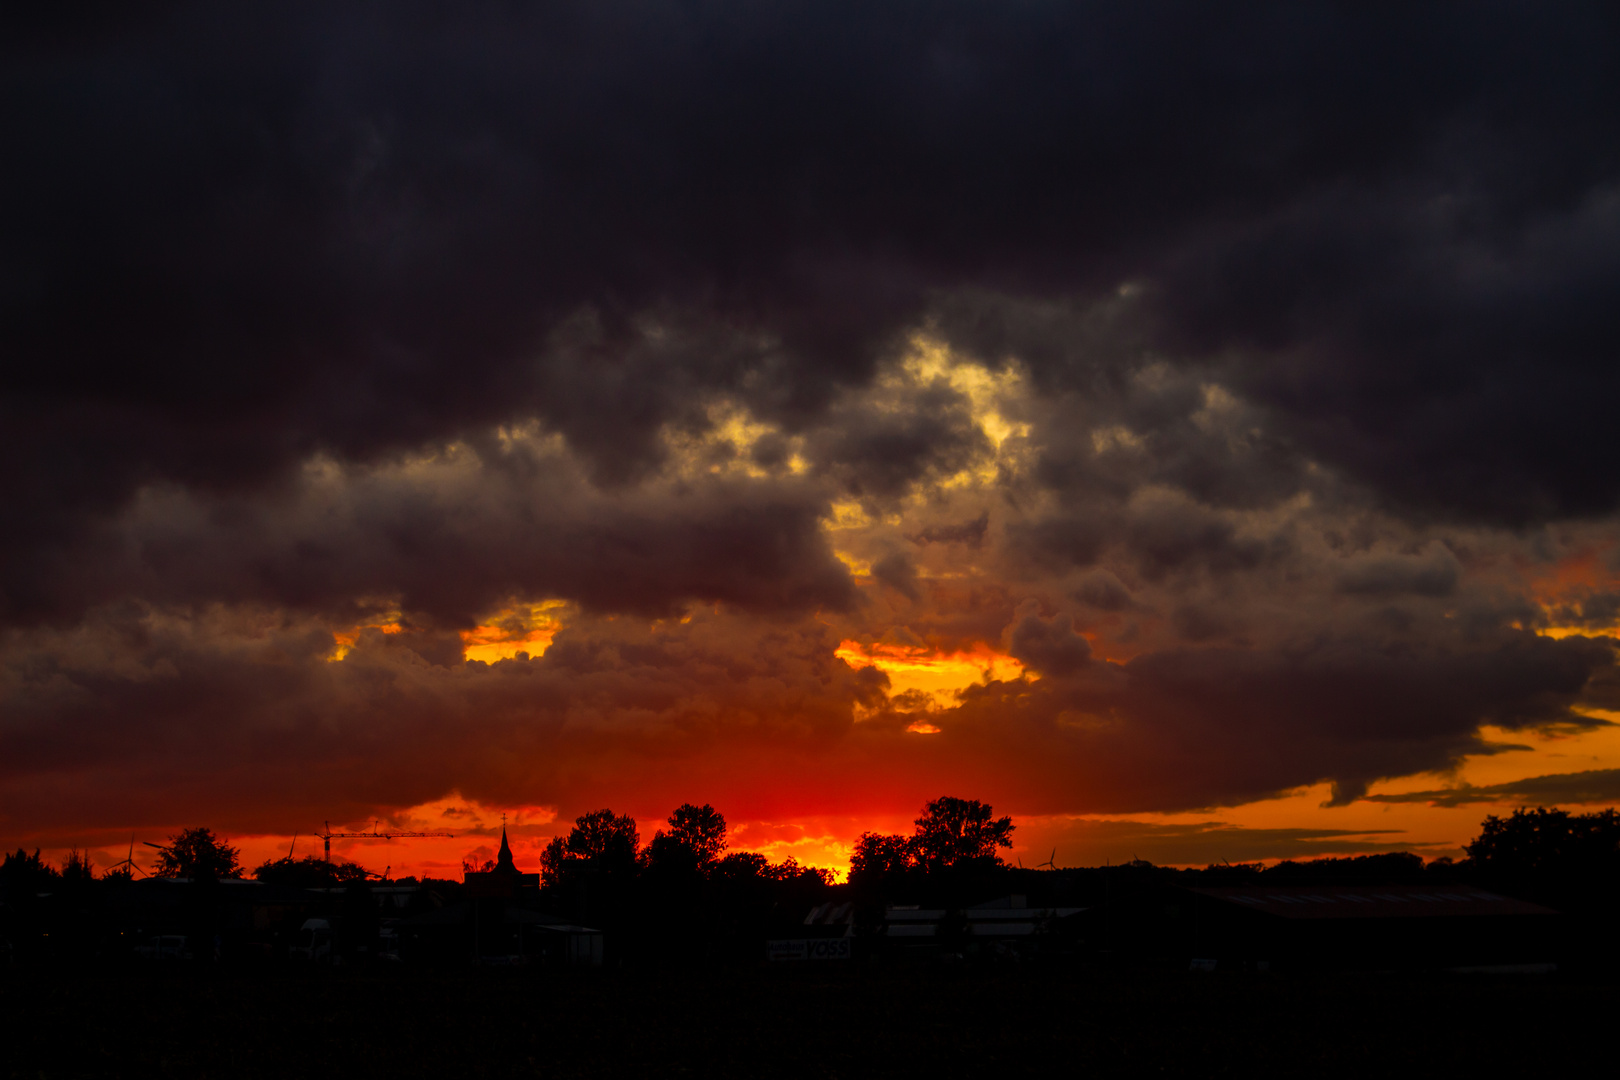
[541,809,639,878]
[540,809,640,928]
[253,855,372,887]
[644,803,727,873]
[152,827,241,879]
[846,798,1017,903]
[703,850,830,886]
[911,796,1014,871]
[1467,807,1620,874]
[850,832,914,883]
[0,849,58,900]
[60,849,94,885]
[1465,806,1620,912]
[691,848,835,962]
[763,857,832,885]
[710,851,770,881]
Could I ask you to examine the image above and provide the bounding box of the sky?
[4,2,1620,881]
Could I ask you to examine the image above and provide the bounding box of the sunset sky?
[4,3,1619,882]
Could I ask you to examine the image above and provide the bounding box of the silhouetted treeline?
[1465,807,1620,915]
[253,855,377,888]
[1161,806,1620,912]
[4,802,1620,970]
[534,803,833,964]
[846,795,1017,907]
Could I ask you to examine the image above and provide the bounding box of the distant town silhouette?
[4,798,1616,974]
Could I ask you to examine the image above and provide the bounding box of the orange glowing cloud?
[1530,548,1608,601]
[835,639,1027,706]
[460,600,571,663]
[1528,545,1620,639]
[329,616,403,660]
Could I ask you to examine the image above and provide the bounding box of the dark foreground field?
[3,964,1613,1079]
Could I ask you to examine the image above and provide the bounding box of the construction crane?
[316,820,454,862]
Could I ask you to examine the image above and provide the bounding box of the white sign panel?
[767,937,851,961]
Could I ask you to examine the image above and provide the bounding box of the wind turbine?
[1037,849,1057,871]
[109,835,147,878]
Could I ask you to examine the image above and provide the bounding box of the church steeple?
[463,815,537,893]
[496,824,517,874]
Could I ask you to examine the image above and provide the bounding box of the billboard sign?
[767,937,851,961]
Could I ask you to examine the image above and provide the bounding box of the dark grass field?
[3,963,1614,1078]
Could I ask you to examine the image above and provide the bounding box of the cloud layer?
[3,3,1619,854]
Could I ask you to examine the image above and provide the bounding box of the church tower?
[464,819,539,895]
[496,824,518,874]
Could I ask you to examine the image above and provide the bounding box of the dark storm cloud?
[1006,606,1092,677]
[1335,546,1462,598]
[1125,495,1281,582]
[0,604,873,838]
[907,512,989,549]
[8,596,1604,843]
[1361,767,1620,809]
[1158,183,1620,524]
[1003,490,1291,589]
[809,379,990,502]
[103,450,856,625]
[1544,589,1620,629]
[6,3,1620,853]
[934,294,1323,516]
[870,552,921,603]
[1006,513,1115,574]
[7,1,1620,624]
[939,629,1615,813]
[1070,570,1136,612]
